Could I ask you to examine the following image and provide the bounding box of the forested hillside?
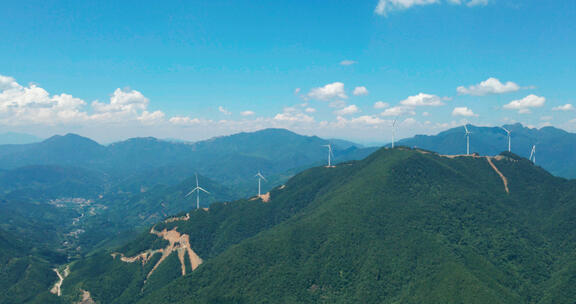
[51,148,576,303]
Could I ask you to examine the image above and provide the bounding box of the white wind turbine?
[464,124,472,155]
[391,118,398,148]
[529,145,536,164]
[185,173,210,209]
[323,144,334,167]
[255,171,267,197]
[501,126,512,152]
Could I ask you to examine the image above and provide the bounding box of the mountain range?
[0,128,374,198]
[36,147,576,303]
[1,126,576,303]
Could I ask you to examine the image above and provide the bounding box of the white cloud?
[218,106,231,115]
[169,116,203,126]
[0,74,167,127]
[381,106,416,117]
[422,112,430,117]
[447,0,461,4]
[340,60,357,66]
[400,93,445,107]
[467,0,488,6]
[294,88,301,95]
[552,104,574,111]
[138,110,166,125]
[0,76,89,125]
[335,105,360,116]
[274,107,314,123]
[452,107,478,117]
[0,75,19,91]
[374,101,389,109]
[503,94,546,113]
[457,77,520,96]
[240,110,255,116]
[350,115,385,125]
[305,107,316,113]
[92,88,149,113]
[375,0,439,16]
[540,116,553,121]
[307,82,347,101]
[353,86,369,96]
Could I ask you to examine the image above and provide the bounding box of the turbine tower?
[323,144,334,167]
[255,171,267,197]
[501,127,512,152]
[464,125,471,155]
[529,145,536,164]
[391,118,397,148]
[185,173,210,209]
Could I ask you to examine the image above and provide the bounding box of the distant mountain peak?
[42,133,102,146]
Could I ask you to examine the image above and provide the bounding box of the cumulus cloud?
[552,104,574,111]
[218,106,231,115]
[374,101,389,109]
[169,116,203,126]
[0,76,88,125]
[307,82,347,101]
[340,60,357,66]
[375,0,439,16]
[274,107,314,123]
[240,110,255,116]
[305,107,316,113]
[0,74,167,127]
[353,86,369,96]
[92,88,149,113]
[335,105,360,116]
[0,75,19,91]
[503,94,546,114]
[452,107,478,117]
[138,110,166,125]
[400,93,445,107]
[381,106,416,117]
[350,115,385,125]
[457,78,520,96]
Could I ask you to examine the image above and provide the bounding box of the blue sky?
[0,0,575,143]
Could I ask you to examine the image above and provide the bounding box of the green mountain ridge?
[397,123,576,178]
[49,148,576,303]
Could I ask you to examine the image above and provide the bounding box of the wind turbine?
[323,144,334,167]
[391,118,398,148]
[501,126,512,152]
[185,173,210,209]
[529,145,536,164]
[255,171,267,197]
[464,125,471,155]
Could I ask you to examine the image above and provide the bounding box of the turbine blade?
[198,187,210,194]
[185,189,196,197]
